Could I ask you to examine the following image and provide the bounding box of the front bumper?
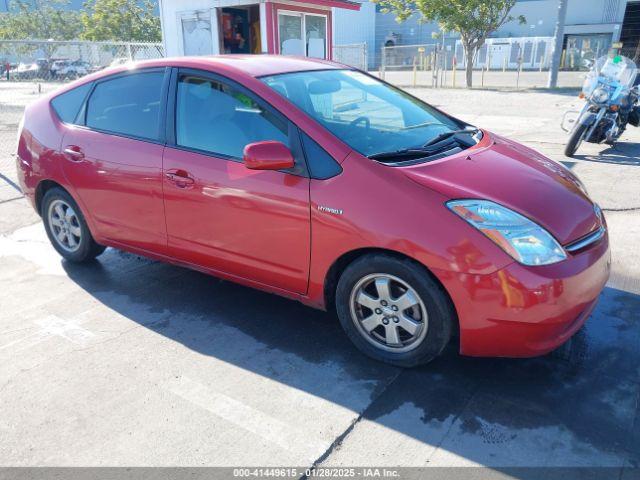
[434,231,611,357]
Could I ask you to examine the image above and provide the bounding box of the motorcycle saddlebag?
[629,107,640,127]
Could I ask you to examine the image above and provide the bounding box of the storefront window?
[563,34,612,71]
[305,15,326,58]
[279,13,304,55]
[278,11,327,59]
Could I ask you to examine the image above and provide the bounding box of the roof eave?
[283,0,361,10]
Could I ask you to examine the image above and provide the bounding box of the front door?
[162,70,311,293]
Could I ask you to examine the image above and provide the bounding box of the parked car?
[49,59,69,77]
[16,56,611,367]
[108,57,131,67]
[13,61,42,79]
[51,59,89,79]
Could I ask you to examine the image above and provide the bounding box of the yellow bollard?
[413,57,417,87]
[452,60,456,88]
[443,55,447,86]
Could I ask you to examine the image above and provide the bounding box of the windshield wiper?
[368,127,479,161]
[368,148,438,161]
[423,127,479,147]
[400,121,442,131]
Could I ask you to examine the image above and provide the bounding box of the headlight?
[591,87,609,104]
[447,199,567,266]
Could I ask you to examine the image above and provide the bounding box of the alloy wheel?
[48,199,82,252]
[349,273,428,353]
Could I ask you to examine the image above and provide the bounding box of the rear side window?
[301,132,342,179]
[86,71,164,141]
[51,83,92,124]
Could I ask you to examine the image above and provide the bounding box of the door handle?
[63,145,84,162]
[165,170,195,188]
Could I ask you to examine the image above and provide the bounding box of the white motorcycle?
[562,55,640,157]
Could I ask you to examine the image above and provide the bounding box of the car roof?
[102,55,346,79]
[49,55,351,102]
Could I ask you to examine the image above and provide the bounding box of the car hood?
[401,132,600,245]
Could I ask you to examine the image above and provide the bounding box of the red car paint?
[243,141,295,170]
[16,55,610,358]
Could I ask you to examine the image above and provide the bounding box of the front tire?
[42,187,106,263]
[565,122,588,157]
[335,254,454,367]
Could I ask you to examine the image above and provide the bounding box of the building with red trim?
[158,0,359,60]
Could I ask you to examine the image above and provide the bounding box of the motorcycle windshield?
[583,55,639,94]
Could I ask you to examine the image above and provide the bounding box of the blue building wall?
[332,0,377,68]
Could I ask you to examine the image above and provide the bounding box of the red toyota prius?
[16,56,610,366]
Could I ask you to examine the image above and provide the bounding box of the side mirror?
[243,141,295,170]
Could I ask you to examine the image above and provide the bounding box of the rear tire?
[335,254,454,367]
[42,187,106,263]
[565,122,588,157]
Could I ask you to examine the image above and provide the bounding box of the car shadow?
[573,141,640,166]
[514,87,582,97]
[62,249,640,470]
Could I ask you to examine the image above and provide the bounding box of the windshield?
[583,55,639,94]
[261,69,463,157]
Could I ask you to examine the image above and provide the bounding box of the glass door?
[305,15,326,59]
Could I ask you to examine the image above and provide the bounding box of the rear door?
[161,69,311,293]
[60,68,169,253]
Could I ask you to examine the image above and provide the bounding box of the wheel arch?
[323,247,460,339]
[35,179,69,216]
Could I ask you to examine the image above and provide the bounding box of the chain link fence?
[332,43,367,71]
[0,40,165,185]
[378,37,593,89]
[0,39,368,83]
[620,45,640,65]
[0,39,164,83]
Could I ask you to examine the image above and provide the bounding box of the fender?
[581,107,608,144]
[577,111,599,127]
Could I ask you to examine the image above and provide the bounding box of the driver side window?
[175,74,289,159]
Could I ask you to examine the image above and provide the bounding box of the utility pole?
[547,0,568,88]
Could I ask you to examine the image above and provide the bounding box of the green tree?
[0,0,82,59]
[0,0,82,40]
[80,0,160,42]
[375,0,525,87]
